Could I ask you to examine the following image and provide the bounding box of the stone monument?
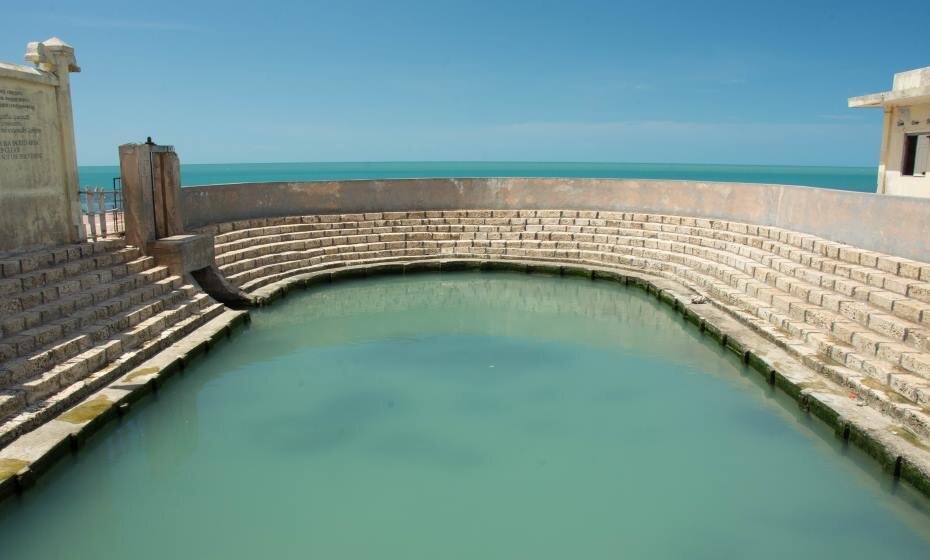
[0,38,81,253]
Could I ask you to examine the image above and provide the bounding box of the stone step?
[221,250,310,276]
[0,239,128,278]
[212,229,891,307]
[214,223,411,255]
[212,218,541,256]
[229,245,391,288]
[217,221,930,353]
[0,257,160,339]
[0,267,174,361]
[656,254,930,393]
[0,274,188,383]
[0,244,137,300]
[597,211,930,282]
[624,233,930,352]
[238,254,415,292]
[617,217,930,304]
[206,215,930,376]
[209,210,930,286]
[0,298,224,447]
[216,226,501,267]
[9,291,213,414]
[536,221,930,329]
[0,254,154,317]
[221,235,930,389]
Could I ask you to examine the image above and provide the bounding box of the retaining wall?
[181,178,930,263]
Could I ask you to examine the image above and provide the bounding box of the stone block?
[902,353,930,376]
[147,235,215,275]
[883,276,912,296]
[0,260,21,277]
[899,261,922,280]
[909,283,930,304]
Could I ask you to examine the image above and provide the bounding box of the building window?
[903,133,930,176]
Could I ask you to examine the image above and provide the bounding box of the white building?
[850,67,930,197]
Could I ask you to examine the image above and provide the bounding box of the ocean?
[76,161,877,192]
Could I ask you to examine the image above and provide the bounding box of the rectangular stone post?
[152,149,184,238]
[119,143,156,249]
[119,142,184,251]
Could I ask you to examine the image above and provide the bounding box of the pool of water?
[1,272,929,559]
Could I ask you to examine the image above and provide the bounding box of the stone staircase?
[0,239,225,446]
[196,210,930,439]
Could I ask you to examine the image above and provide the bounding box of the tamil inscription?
[0,87,43,162]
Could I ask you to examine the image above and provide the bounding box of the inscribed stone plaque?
[0,66,73,252]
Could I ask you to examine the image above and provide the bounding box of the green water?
[77,161,876,192]
[2,273,929,559]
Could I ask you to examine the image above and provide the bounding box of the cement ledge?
[0,309,250,503]
[249,257,930,498]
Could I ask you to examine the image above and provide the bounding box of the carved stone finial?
[24,37,80,74]
[24,41,48,66]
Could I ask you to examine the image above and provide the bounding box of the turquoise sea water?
[1,273,928,559]
[77,161,876,192]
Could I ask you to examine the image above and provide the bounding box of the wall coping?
[0,62,58,87]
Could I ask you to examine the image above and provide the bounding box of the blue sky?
[2,0,927,166]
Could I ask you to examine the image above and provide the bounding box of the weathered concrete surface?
[181,178,930,263]
[147,234,215,275]
[0,38,81,253]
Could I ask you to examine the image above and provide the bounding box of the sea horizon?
[77,161,877,193]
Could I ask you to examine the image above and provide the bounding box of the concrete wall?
[0,39,80,255]
[181,178,930,263]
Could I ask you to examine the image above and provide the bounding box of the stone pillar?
[876,107,893,194]
[29,39,83,242]
[119,141,184,250]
